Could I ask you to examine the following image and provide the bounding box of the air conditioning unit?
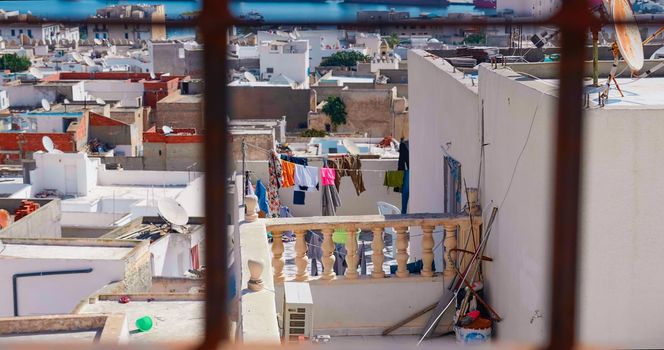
[283,282,314,343]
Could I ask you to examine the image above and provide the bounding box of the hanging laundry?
[320,167,336,186]
[280,160,295,188]
[280,155,308,166]
[306,230,323,276]
[267,152,283,216]
[255,180,270,216]
[295,165,319,192]
[246,178,255,196]
[398,139,410,171]
[402,170,410,214]
[446,156,462,206]
[279,206,295,241]
[327,155,366,196]
[384,170,405,188]
[321,184,342,216]
[293,190,306,205]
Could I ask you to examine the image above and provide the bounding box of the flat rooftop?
[487,62,664,108]
[158,93,201,104]
[0,243,134,260]
[320,76,375,84]
[79,300,204,343]
[0,330,100,344]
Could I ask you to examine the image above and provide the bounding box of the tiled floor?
[325,334,458,347]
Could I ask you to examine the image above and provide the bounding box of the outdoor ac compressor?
[283,281,314,343]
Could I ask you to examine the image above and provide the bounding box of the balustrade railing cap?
[264,213,473,232]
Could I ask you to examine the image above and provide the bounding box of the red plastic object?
[119,296,131,304]
[0,209,10,229]
[14,200,40,221]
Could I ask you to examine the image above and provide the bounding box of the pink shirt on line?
[320,168,336,186]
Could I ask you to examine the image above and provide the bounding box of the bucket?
[135,316,153,332]
[454,325,492,345]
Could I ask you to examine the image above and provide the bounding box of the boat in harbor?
[473,0,496,9]
[345,0,450,6]
[239,10,265,22]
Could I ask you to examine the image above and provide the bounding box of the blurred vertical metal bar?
[200,0,231,347]
[546,1,590,349]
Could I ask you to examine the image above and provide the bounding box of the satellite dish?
[93,38,102,46]
[63,98,70,104]
[243,71,256,82]
[96,98,105,105]
[149,72,156,80]
[42,136,56,153]
[613,0,644,71]
[157,198,189,226]
[29,67,44,79]
[162,125,174,134]
[83,56,95,66]
[41,99,51,111]
[342,139,361,155]
[71,52,82,63]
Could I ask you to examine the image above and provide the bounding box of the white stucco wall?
[407,50,481,262]
[0,258,125,317]
[2,84,56,108]
[409,49,664,348]
[259,40,310,88]
[31,153,101,196]
[83,80,144,102]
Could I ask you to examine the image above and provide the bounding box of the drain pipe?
[13,268,93,316]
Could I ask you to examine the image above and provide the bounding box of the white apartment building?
[86,4,166,42]
[498,0,561,17]
[259,40,310,89]
[0,23,79,43]
[408,49,664,348]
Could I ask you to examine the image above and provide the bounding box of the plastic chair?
[377,202,400,258]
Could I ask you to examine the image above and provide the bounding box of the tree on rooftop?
[320,51,371,67]
[385,33,400,48]
[463,34,486,45]
[0,54,31,72]
[322,96,347,132]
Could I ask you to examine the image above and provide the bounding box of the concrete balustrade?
[265,213,481,285]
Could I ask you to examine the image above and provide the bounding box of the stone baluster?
[271,230,285,283]
[456,218,483,274]
[345,229,359,279]
[443,223,458,284]
[321,228,336,280]
[247,259,264,292]
[294,230,308,281]
[371,227,385,278]
[421,225,435,277]
[245,195,258,222]
[395,226,410,278]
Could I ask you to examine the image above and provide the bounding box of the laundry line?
[243,141,400,174]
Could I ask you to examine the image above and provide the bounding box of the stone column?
[345,229,359,279]
[321,228,336,280]
[371,227,385,278]
[271,230,285,283]
[443,223,458,284]
[294,230,308,281]
[421,225,435,277]
[395,226,410,278]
